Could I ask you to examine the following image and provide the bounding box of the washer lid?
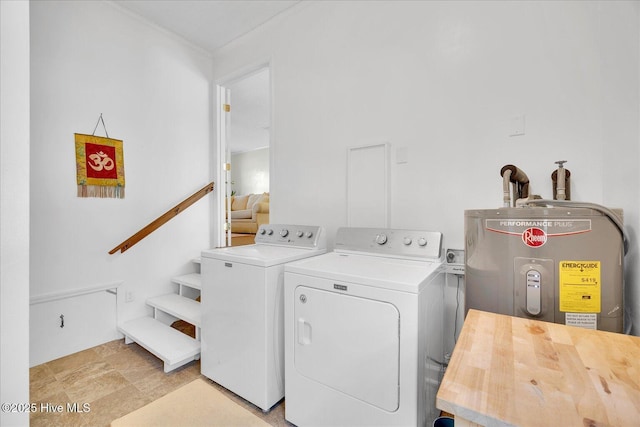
[285,251,442,293]
[202,244,326,267]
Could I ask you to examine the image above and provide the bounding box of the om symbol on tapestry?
[88,151,115,172]
[84,142,118,180]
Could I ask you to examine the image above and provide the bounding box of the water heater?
[465,204,626,333]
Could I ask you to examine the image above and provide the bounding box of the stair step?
[147,293,201,327]
[118,317,200,373]
[171,272,201,291]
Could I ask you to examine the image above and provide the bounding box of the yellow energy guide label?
[559,261,601,313]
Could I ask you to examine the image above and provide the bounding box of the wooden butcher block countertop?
[436,309,640,427]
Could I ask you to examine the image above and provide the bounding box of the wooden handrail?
[109,182,214,254]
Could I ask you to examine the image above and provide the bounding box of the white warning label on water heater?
[565,313,597,330]
[559,260,601,313]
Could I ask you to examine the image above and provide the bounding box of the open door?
[216,85,232,247]
[216,66,271,248]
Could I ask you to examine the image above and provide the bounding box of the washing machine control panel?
[334,227,443,260]
[256,224,326,249]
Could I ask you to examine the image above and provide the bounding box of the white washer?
[201,224,326,412]
[284,227,446,426]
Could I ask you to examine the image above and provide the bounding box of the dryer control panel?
[255,224,326,249]
[334,227,443,260]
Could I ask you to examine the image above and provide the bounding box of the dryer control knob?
[280,229,289,237]
[305,231,314,238]
[403,237,412,245]
[296,230,304,238]
[375,234,388,245]
[418,237,428,246]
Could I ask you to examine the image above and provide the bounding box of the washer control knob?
[296,230,304,238]
[403,237,412,245]
[375,233,388,245]
[280,229,289,237]
[305,231,314,238]
[266,229,274,235]
[259,228,266,235]
[418,237,428,246]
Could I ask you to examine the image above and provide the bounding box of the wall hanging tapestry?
[75,114,125,198]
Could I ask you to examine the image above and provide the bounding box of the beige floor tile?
[92,338,129,358]
[56,360,113,388]
[46,348,100,376]
[66,369,130,403]
[29,391,86,427]
[30,409,88,427]
[83,384,152,427]
[30,372,65,403]
[30,363,55,382]
[131,361,199,402]
[29,338,290,426]
[102,346,162,383]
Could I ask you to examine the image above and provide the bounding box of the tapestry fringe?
[78,185,125,199]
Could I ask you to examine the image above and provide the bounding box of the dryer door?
[294,285,400,411]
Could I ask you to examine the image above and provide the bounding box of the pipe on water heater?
[502,168,512,207]
[500,164,530,207]
[552,160,571,201]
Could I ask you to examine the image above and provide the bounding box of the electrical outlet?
[125,291,134,303]
[446,249,464,264]
[444,249,465,275]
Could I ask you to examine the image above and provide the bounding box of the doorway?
[216,66,271,247]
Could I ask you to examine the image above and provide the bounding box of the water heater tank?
[464,206,624,333]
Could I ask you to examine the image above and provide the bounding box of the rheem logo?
[522,227,547,247]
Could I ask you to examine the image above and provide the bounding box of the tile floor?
[29,339,287,427]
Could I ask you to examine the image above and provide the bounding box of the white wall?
[1,1,30,425]
[231,148,270,195]
[211,1,640,334]
[29,0,213,365]
[599,1,640,335]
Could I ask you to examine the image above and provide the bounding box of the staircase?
[118,258,202,373]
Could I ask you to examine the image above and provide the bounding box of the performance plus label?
[485,219,592,248]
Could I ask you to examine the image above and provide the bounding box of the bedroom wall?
[1,1,30,424]
[231,148,270,195]
[211,1,640,334]
[29,0,212,365]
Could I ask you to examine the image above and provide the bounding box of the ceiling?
[113,0,300,53]
[113,0,292,154]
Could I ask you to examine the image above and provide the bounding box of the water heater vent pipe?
[500,164,530,207]
[502,168,512,207]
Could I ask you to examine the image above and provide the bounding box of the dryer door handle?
[297,318,312,345]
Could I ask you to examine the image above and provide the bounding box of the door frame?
[214,62,272,248]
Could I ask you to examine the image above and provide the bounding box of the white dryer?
[201,224,326,412]
[284,227,446,426]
